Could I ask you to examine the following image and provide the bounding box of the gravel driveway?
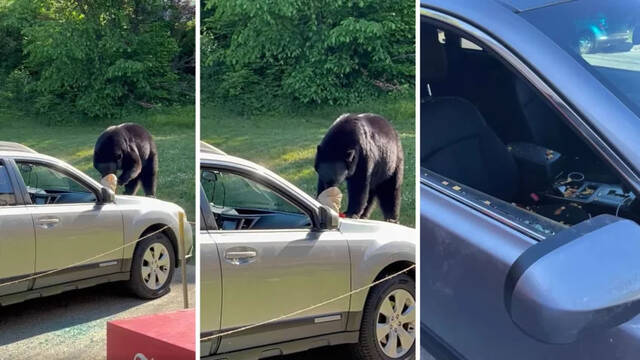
[0,263,195,360]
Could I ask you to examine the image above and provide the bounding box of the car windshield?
[520,0,640,118]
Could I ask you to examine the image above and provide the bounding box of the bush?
[0,0,194,121]
[201,0,415,113]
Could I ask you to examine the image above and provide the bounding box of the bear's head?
[314,145,358,190]
[93,127,127,177]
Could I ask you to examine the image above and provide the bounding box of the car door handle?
[37,217,60,229]
[225,251,257,259]
[224,249,257,265]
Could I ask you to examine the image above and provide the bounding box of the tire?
[350,273,416,360]
[128,232,175,299]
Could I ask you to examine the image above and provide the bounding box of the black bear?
[315,113,403,222]
[93,123,158,197]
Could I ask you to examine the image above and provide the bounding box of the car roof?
[200,142,227,155]
[497,0,576,12]
[200,144,267,172]
[421,0,576,13]
[0,142,38,154]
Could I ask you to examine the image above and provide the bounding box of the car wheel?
[128,232,175,299]
[351,273,416,360]
[579,32,596,54]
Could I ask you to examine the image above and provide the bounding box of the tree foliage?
[0,0,194,120]
[201,0,415,112]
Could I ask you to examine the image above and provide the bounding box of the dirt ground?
[274,345,426,359]
[0,264,195,360]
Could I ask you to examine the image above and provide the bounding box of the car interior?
[201,168,311,230]
[420,20,639,227]
[17,161,96,204]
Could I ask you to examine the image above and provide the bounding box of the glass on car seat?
[16,162,95,205]
[0,164,17,206]
[200,168,310,230]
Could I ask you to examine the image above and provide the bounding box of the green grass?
[201,95,416,227]
[0,105,196,220]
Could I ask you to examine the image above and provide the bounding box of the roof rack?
[0,142,38,154]
[200,141,227,155]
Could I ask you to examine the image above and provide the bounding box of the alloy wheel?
[376,289,416,358]
[141,243,171,290]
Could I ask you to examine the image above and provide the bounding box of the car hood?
[338,218,415,238]
[114,195,186,213]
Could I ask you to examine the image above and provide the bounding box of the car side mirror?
[505,215,640,344]
[318,205,339,230]
[99,187,115,204]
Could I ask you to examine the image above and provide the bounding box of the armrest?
[507,142,564,194]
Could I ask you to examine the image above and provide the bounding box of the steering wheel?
[31,192,58,205]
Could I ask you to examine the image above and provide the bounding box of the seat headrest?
[421,25,448,83]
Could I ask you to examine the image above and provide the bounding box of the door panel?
[214,229,350,353]
[29,203,124,288]
[421,185,640,359]
[0,206,36,296]
[200,231,222,357]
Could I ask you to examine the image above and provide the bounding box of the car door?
[419,9,640,359]
[13,158,124,288]
[201,165,350,354]
[0,159,36,297]
[200,185,223,357]
[421,174,640,360]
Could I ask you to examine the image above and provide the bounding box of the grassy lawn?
[0,105,196,220]
[201,95,416,227]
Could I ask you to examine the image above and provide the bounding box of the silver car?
[199,143,416,360]
[0,142,193,305]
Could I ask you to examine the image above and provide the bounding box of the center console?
[507,142,634,214]
[548,177,635,211]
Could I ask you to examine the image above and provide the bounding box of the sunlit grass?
[201,95,416,227]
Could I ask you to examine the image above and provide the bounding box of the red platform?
[107,309,195,360]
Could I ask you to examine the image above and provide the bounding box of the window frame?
[202,168,304,217]
[420,8,640,240]
[0,158,27,206]
[200,161,322,232]
[11,158,101,206]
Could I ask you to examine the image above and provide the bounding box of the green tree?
[201,0,415,112]
[0,0,194,120]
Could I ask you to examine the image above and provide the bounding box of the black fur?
[93,123,158,197]
[315,113,403,222]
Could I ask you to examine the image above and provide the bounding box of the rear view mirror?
[505,215,640,344]
[20,164,32,173]
[202,170,218,182]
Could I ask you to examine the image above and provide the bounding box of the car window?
[0,164,17,206]
[421,19,638,236]
[200,168,311,230]
[16,161,96,205]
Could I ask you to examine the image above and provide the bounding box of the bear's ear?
[345,149,356,163]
